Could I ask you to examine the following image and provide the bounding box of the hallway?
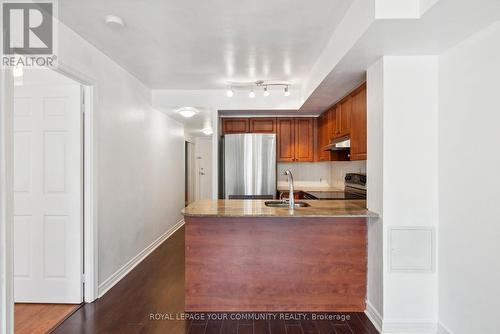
[52,227,378,334]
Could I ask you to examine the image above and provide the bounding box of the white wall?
[383,56,439,327]
[0,67,15,334]
[277,162,332,188]
[367,56,439,331]
[438,21,500,334]
[366,58,384,325]
[56,23,185,288]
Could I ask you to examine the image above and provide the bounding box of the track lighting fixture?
[263,86,270,97]
[284,86,290,97]
[224,81,291,98]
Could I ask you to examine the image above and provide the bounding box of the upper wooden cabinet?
[249,118,276,133]
[327,107,337,141]
[277,118,314,162]
[222,118,249,135]
[220,116,315,162]
[317,112,331,161]
[276,118,295,162]
[336,96,352,138]
[294,118,314,162]
[350,83,367,160]
[316,82,367,161]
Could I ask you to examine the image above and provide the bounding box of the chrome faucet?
[284,170,295,210]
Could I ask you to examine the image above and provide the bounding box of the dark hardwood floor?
[52,227,379,334]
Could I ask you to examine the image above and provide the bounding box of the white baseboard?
[437,323,453,334]
[365,300,383,333]
[382,320,437,334]
[98,219,185,297]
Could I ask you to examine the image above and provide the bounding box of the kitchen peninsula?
[182,200,376,312]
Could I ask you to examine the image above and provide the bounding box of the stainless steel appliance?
[222,133,276,199]
[304,173,366,200]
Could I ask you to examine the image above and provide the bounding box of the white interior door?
[13,82,82,303]
[195,137,213,200]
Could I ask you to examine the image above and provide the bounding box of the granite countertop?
[182,200,377,218]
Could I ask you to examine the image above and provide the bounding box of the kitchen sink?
[264,200,310,208]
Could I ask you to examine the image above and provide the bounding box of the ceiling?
[59,0,352,89]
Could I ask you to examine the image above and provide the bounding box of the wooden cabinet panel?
[336,97,352,138]
[350,84,367,160]
[277,118,295,162]
[318,113,331,161]
[221,117,316,163]
[294,118,314,162]
[327,107,337,141]
[222,118,249,135]
[185,216,367,311]
[249,118,276,133]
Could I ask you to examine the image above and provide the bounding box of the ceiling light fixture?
[176,107,198,118]
[263,86,270,97]
[284,86,290,97]
[201,127,213,135]
[105,15,126,28]
[225,81,292,98]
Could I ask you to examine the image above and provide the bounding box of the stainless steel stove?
[303,173,366,200]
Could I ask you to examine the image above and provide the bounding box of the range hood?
[323,138,350,151]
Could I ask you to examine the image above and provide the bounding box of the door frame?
[194,137,213,201]
[0,61,99,333]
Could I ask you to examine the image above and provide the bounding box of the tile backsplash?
[277,161,366,188]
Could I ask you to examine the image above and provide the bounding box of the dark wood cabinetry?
[220,86,366,162]
[249,117,276,133]
[276,118,295,162]
[220,117,315,163]
[221,118,249,134]
[317,112,332,161]
[315,82,367,161]
[294,118,314,162]
[336,97,352,138]
[350,83,367,160]
[276,118,314,162]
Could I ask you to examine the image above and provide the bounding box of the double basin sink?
[264,200,310,208]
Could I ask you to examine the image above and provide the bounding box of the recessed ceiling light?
[249,89,255,98]
[226,88,234,97]
[176,107,198,118]
[201,127,213,135]
[105,15,125,28]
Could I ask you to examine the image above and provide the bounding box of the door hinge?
[82,274,86,283]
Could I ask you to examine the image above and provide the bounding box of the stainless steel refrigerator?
[222,133,276,199]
